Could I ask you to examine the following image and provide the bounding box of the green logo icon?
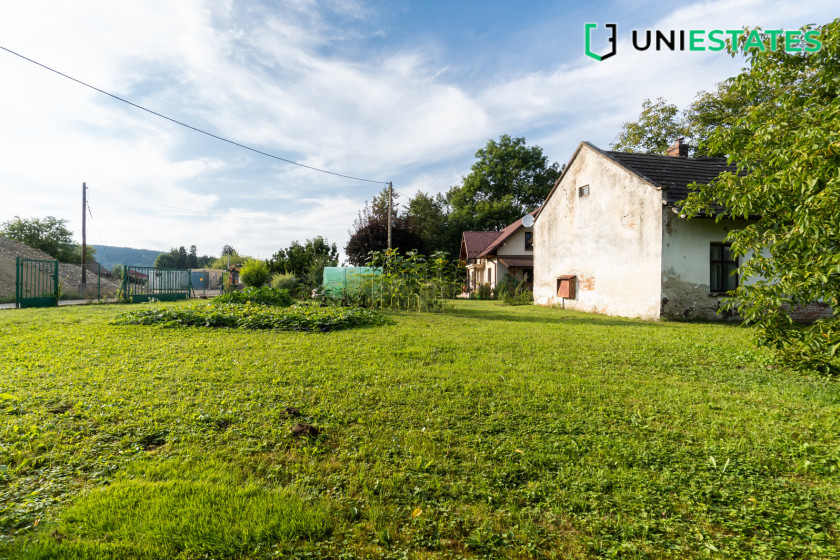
[584,23,617,61]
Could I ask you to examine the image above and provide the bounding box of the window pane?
[711,264,722,291]
[724,263,738,291]
[723,245,733,262]
[710,244,722,260]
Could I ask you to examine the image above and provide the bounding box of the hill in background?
[91,245,163,270]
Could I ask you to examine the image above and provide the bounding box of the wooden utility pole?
[387,181,393,250]
[81,182,87,286]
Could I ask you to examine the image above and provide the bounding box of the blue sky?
[0,0,836,261]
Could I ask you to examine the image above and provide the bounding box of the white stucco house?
[533,140,748,320]
[460,213,535,292]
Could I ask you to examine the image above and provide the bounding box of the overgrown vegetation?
[2,302,839,559]
[332,249,462,312]
[494,274,533,305]
[114,294,382,332]
[270,273,299,295]
[213,286,293,307]
[680,20,840,374]
[269,237,339,294]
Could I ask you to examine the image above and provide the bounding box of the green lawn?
[0,300,838,559]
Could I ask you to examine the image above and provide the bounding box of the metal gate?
[15,257,59,308]
[120,266,192,303]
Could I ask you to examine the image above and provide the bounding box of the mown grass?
[0,300,838,559]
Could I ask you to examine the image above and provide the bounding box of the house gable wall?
[533,144,663,319]
[495,228,533,256]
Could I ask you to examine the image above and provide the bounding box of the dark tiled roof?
[477,209,538,258]
[596,147,737,205]
[460,231,501,261]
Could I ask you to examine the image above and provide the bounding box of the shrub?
[214,287,292,307]
[271,273,298,294]
[496,274,533,306]
[239,260,270,288]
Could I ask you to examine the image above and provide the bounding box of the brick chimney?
[667,138,689,157]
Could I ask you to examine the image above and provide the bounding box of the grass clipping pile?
[114,287,385,332]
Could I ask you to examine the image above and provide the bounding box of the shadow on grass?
[450,302,741,329]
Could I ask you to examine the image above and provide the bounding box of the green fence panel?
[120,266,192,303]
[15,257,59,308]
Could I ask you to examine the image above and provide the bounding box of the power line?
[86,200,112,265]
[0,44,391,185]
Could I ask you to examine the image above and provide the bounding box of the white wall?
[533,144,664,319]
[496,228,532,256]
[660,210,749,320]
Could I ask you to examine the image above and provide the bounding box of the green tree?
[154,253,177,269]
[270,237,340,288]
[210,249,250,270]
[610,97,691,154]
[187,245,199,269]
[686,82,754,157]
[445,135,561,251]
[680,20,840,372]
[344,193,425,266]
[1,216,81,262]
[239,259,270,288]
[406,192,449,255]
[175,246,188,269]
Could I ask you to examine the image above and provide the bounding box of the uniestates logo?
[584,23,822,61]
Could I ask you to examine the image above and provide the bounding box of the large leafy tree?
[610,97,690,154]
[345,189,425,266]
[1,216,84,263]
[406,191,449,255]
[446,135,561,236]
[611,87,754,157]
[680,20,840,372]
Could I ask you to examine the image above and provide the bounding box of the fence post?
[15,257,19,308]
[120,265,126,301]
[53,259,59,305]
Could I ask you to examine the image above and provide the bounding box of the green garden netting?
[321,267,381,296]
